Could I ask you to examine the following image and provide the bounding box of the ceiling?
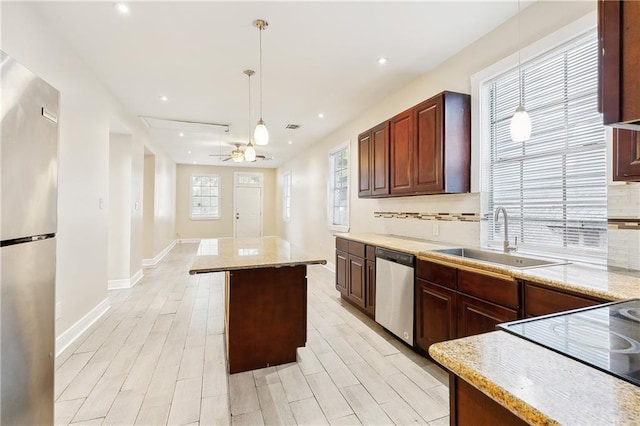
[34,1,523,168]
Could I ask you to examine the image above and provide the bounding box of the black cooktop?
[498,298,640,387]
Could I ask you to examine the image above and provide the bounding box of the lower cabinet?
[523,282,603,317]
[457,294,518,338]
[335,238,377,318]
[415,278,457,350]
[451,375,528,426]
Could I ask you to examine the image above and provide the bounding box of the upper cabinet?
[598,0,640,129]
[358,122,390,197]
[359,90,470,198]
[613,128,640,181]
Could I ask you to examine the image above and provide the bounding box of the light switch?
[432,223,440,236]
[99,198,104,210]
[135,201,139,211]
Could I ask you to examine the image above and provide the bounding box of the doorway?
[234,172,263,238]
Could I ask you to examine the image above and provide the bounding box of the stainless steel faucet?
[494,206,517,253]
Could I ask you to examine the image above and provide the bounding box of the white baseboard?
[142,239,177,267]
[322,261,336,273]
[56,298,110,358]
[108,269,145,290]
[177,238,202,244]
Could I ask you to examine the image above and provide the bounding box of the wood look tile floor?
[55,243,449,425]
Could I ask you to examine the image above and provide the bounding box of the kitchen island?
[429,331,640,425]
[189,237,326,374]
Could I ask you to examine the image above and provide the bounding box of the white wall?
[276,1,596,264]
[1,2,175,339]
[175,164,277,239]
[151,149,177,257]
[108,133,132,281]
[143,154,156,259]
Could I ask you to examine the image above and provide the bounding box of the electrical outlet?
[432,223,440,236]
[55,302,61,320]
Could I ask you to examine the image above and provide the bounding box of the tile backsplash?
[607,182,640,270]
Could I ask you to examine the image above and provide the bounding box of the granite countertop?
[334,232,457,255]
[189,236,327,275]
[335,233,640,301]
[429,331,640,425]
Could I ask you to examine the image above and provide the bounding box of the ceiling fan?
[209,143,271,163]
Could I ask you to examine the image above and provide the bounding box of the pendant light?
[510,0,531,142]
[253,19,269,146]
[243,69,257,162]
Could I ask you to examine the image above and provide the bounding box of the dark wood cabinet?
[359,90,470,198]
[599,0,640,128]
[457,294,518,338]
[358,122,390,197]
[451,376,528,426]
[523,282,603,318]
[348,254,365,305]
[335,238,377,317]
[390,108,415,194]
[415,278,457,351]
[366,259,376,316]
[613,128,640,181]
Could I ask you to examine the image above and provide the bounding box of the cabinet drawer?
[457,269,520,309]
[416,260,456,289]
[457,294,518,338]
[524,283,601,317]
[336,238,349,252]
[366,245,376,261]
[348,241,366,258]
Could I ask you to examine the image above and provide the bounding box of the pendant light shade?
[254,120,268,146]
[244,142,256,162]
[511,0,531,142]
[510,105,531,142]
[254,19,269,146]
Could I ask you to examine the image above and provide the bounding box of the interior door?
[234,173,263,238]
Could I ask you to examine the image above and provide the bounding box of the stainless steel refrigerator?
[1,50,59,425]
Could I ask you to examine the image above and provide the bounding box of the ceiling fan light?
[244,142,256,162]
[231,151,244,163]
[254,120,269,146]
[510,105,531,142]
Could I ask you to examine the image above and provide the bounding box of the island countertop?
[429,331,640,425]
[189,236,327,274]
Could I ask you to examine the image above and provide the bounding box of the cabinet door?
[358,131,372,197]
[457,294,518,338]
[365,259,376,316]
[613,128,640,181]
[415,278,457,352]
[336,250,348,295]
[371,122,390,196]
[414,95,444,193]
[348,255,366,308]
[390,109,415,194]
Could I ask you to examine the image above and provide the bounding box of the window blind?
[329,147,349,226]
[485,29,607,263]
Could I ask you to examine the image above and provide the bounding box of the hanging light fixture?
[510,0,531,142]
[243,69,257,162]
[253,19,269,146]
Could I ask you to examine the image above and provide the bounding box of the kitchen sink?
[433,248,568,269]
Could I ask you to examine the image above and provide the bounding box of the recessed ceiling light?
[160,95,168,102]
[318,113,324,119]
[113,3,130,15]
[179,132,184,137]
[192,161,196,164]
[377,57,388,65]
[288,140,292,145]
[188,150,192,154]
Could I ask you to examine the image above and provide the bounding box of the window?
[190,174,220,220]
[328,143,349,231]
[481,29,606,263]
[282,172,291,222]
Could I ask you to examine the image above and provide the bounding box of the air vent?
[285,124,300,130]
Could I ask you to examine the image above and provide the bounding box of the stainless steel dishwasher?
[375,247,415,346]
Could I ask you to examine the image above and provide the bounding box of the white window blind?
[329,145,349,228]
[191,174,220,219]
[484,29,607,263]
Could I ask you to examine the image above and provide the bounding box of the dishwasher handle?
[375,247,415,267]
